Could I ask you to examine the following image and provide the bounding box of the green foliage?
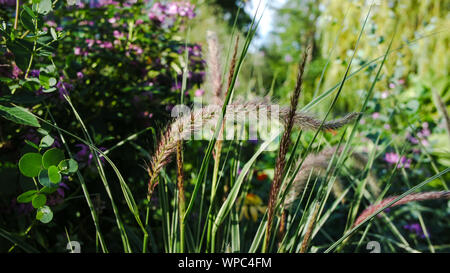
[18,153,42,178]
[36,206,53,223]
[42,148,64,169]
[0,0,448,254]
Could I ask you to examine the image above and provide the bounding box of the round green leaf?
[42,148,65,169]
[40,186,58,194]
[17,190,38,203]
[32,194,47,208]
[36,206,53,223]
[48,165,61,184]
[19,153,42,178]
[58,159,78,174]
[39,135,54,148]
[38,169,54,188]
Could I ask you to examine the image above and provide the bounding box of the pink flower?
[148,1,196,24]
[74,47,82,55]
[129,44,143,55]
[381,91,388,99]
[384,124,391,130]
[86,39,95,48]
[195,89,204,97]
[384,152,400,164]
[46,20,57,27]
[389,82,396,89]
[384,152,411,169]
[113,30,124,39]
[166,3,178,15]
[372,112,380,119]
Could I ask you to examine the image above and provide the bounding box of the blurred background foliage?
[256,0,449,114]
[0,0,449,252]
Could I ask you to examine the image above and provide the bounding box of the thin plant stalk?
[177,137,186,252]
[63,95,132,252]
[46,107,108,253]
[263,48,309,252]
[208,36,239,253]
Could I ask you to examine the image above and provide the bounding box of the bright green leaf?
[32,194,46,208]
[40,186,57,194]
[38,169,54,188]
[42,148,64,169]
[0,104,40,128]
[39,135,54,148]
[58,159,78,174]
[24,140,40,151]
[18,153,42,178]
[36,206,53,223]
[48,165,61,184]
[17,190,38,203]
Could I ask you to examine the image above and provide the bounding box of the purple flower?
[89,0,119,8]
[10,199,33,215]
[12,63,22,78]
[371,112,380,119]
[56,77,73,99]
[75,143,90,160]
[29,69,40,78]
[77,72,84,79]
[384,152,400,164]
[23,129,40,145]
[148,1,196,26]
[75,144,106,167]
[403,223,427,238]
[399,156,412,169]
[384,152,411,169]
[0,0,15,6]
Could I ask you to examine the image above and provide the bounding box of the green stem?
[46,107,108,253]
[142,197,151,253]
[64,95,131,252]
[207,149,221,252]
[8,222,34,253]
[14,0,19,30]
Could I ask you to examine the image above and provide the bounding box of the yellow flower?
[240,193,266,222]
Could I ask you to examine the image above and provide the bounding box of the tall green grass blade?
[0,226,39,253]
[325,168,450,252]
